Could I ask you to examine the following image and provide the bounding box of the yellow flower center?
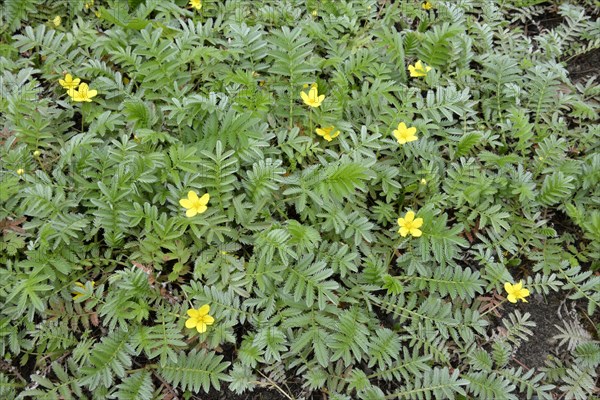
[191,198,204,210]
[402,220,418,230]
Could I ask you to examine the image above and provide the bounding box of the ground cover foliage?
[1,0,599,399]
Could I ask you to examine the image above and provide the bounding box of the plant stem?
[481,299,506,317]
[289,79,294,129]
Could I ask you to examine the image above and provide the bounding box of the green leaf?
[80,330,135,390]
[110,371,154,400]
[158,349,230,393]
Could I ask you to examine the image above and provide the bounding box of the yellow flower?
[185,304,214,333]
[393,122,418,144]
[16,168,25,175]
[315,126,340,142]
[179,191,210,217]
[300,84,325,108]
[72,281,95,300]
[69,83,98,102]
[52,16,62,27]
[59,74,80,90]
[408,60,432,78]
[422,1,433,10]
[504,281,530,303]
[189,0,202,10]
[397,211,423,238]
[33,150,41,157]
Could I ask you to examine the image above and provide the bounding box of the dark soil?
[202,381,316,400]
[203,387,290,400]
[523,9,564,36]
[512,291,564,370]
[522,2,599,84]
[566,47,600,83]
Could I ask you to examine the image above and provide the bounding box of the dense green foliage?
[1,0,599,399]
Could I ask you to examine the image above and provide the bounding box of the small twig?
[153,371,179,400]
[0,359,26,383]
[257,370,295,400]
[38,351,71,371]
[480,300,507,317]
[577,305,600,337]
[511,356,530,371]
[376,0,388,21]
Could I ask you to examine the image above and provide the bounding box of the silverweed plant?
[1,0,599,399]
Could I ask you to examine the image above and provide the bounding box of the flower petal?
[399,227,409,237]
[203,315,215,325]
[196,205,207,214]
[180,199,193,208]
[413,218,424,228]
[520,288,530,298]
[507,294,517,303]
[185,318,197,328]
[187,309,199,318]
[186,208,198,217]
[300,91,309,103]
[393,131,402,142]
[404,211,415,222]
[198,193,210,205]
[504,282,513,294]
[410,228,422,237]
[187,191,198,201]
[197,304,210,316]
[514,280,522,291]
[196,323,207,333]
